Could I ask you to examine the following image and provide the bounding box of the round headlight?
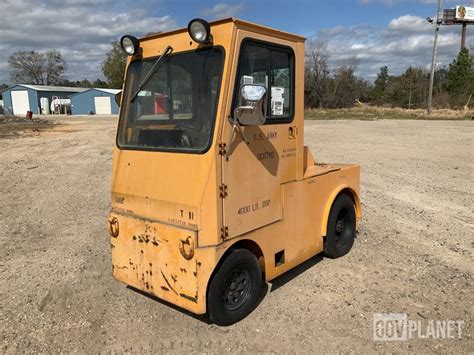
[188,18,212,43]
[120,35,139,55]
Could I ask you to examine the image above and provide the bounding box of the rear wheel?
[324,194,356,258]
[207,249,262,326]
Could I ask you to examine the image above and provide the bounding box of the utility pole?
[428,0,442,115]
[461,22,467,49]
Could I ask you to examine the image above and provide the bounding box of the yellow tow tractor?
[108,18,361,325]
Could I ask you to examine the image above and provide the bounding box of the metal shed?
[0,84,86,116]
[69,88,121,115]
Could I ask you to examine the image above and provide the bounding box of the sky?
[0,0,473,85]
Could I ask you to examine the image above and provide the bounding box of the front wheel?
[324,194,356,258]
[207,249,262,326]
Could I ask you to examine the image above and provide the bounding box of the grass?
[0,115,56,138]
[305,106,474,121]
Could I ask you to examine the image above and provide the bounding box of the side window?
[171,65,192,120]
[235,40,294,123]
[270,50,291,117]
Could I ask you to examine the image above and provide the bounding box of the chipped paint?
[179,292,198,303]
[160,270,178,295]
[110,211,204,313]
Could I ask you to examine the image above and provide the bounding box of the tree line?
[3,43,126,90]
[3,42,473,110]
[305,43,473,109]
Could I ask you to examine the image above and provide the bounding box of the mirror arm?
[225,109,251,161]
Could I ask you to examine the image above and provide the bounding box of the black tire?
[207,249,262,326]
[324,194,356,259]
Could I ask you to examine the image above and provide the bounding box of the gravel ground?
[0,116,472,353]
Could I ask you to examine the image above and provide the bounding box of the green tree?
[385,67,427,109]
[79,79,93,88]
[445,47,474,97]
[372,66,389,102]
[8,50,66,85]
[102,41,126,89]
[92,78,109,88]
[433,67,448,93]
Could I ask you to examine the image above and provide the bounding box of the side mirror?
[234,84,267,126]
[115,91,122,106]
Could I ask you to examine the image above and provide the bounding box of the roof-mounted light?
[188,18,212,44]
[120,35,140,55]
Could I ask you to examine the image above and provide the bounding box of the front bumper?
[109,211,207,314]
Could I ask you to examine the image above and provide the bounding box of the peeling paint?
[160,270,178,295]
[179,292,198,303]
[193,260,201,277]
[110,212,201,313]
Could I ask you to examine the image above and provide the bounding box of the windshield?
[117,47,224,153]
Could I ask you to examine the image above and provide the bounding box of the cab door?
[220,32,298,240]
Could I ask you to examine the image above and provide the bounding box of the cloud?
[308,14,473,80]
[359,0,466,5]
[202,2,244,19]
[0,0,176,84]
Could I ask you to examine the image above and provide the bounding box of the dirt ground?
[0,116,472,353]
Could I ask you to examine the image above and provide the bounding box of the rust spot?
[171,274,177,282]
[145,282,149,289]
[149,270,153,276]
[160,270,178,295]
[180,268,187,273]
[149,263,152,267]
[193,260,202,277]
[132,236,136,240]
[179,292,198,303]
[111,243,115,249]
[160,286,170,292]
[151,239,159,246]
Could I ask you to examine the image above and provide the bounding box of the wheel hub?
[222,267,251,310]
[335,218,345,234]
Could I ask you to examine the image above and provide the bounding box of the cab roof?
[142,18,306,43]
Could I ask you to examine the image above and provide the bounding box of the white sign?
[271,87,284,116]
[456,5,474,21]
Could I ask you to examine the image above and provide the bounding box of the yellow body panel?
[109,18,361,315]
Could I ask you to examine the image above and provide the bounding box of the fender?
[320,185,361,237]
